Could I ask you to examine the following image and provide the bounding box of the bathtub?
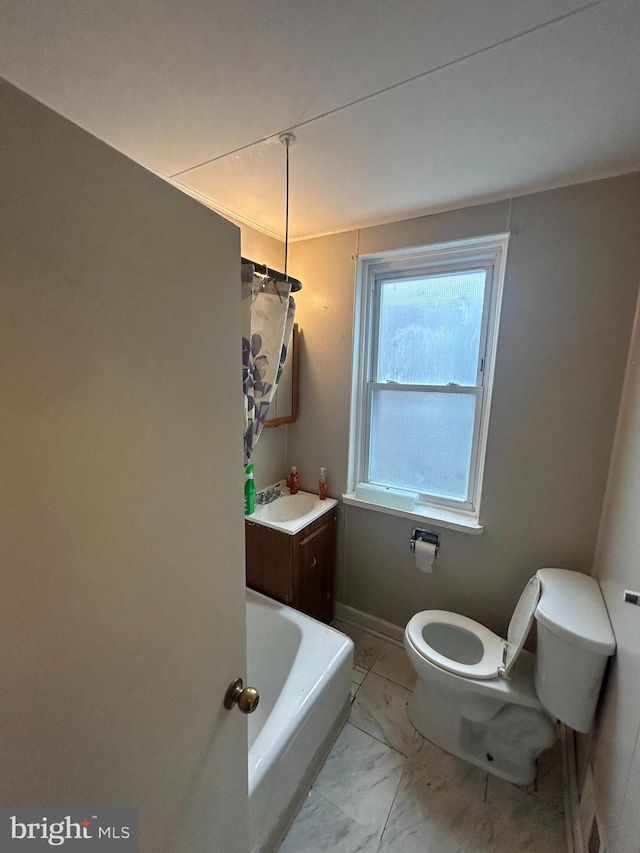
[246,588,353,853]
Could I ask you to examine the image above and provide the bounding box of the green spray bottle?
[244,464,257,515]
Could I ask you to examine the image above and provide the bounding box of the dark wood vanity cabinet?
[245,510,337,623]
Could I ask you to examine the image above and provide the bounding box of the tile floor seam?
[341,719,409,761]
[368,668,415,691]
[347,718,411,759]
[344,718,411,764]
[379,741,416,845]
[306,786,357,832]
[338,620,399,646]
[283,732,565,851]
[308,723,407,850]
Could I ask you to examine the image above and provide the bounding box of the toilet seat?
[406,576,542,681]
[406,610,506,680]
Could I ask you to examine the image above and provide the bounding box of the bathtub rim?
[246,587,354,794]
[245,587,354,853]
[258,698,350,853]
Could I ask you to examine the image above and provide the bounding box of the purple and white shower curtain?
[243,275,295,465]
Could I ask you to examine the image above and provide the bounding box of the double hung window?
[349,235,508,521]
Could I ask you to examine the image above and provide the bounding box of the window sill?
[341,492,485,534]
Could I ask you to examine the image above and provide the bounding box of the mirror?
[265,324,299,427]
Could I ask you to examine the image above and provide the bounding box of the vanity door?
[292,512,337,624]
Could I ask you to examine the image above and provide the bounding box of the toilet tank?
[534,568,616,733]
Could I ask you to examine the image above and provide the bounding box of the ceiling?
[1,0,639,240]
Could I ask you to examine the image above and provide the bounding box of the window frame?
[349,234,509,522]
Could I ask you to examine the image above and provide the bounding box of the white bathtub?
[246,588,353,853]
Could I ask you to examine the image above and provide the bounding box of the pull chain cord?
[284,136,290,281]
[279,132,296,284]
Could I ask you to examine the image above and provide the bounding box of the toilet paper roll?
[414,540,436,574]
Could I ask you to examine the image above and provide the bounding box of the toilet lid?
[503,576,541,678]
[405,610,505,680]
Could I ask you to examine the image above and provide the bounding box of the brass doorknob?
[224,678,260,714]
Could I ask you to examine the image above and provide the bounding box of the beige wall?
[588,293,640,853]
[288,174,640,636]
[0,80,248,852]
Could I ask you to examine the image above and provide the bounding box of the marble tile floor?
[279,620,566,853]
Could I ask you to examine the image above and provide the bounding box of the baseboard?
[562,723,586,853]
[334,602,404,644]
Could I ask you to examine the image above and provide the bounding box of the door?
[0,79,249,853]
[295,514,337,623]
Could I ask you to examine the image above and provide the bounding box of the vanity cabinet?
[245,509,337,623]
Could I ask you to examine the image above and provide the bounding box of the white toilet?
[404,568,616,785]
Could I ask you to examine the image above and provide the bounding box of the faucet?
[257,486,285,505]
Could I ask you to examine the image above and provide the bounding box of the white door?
[0,79,249,853]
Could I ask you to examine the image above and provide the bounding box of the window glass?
[376,270,486,386]
[352,235,508,516]
[369,389,477,501]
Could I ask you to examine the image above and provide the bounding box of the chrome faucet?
[257,486,285,505]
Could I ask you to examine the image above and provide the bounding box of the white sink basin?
[262,493,317,523]
[249,484,338,535]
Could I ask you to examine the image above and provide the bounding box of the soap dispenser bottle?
[289,466,299,495]
[319,467,327,500]
[244,464,256,515]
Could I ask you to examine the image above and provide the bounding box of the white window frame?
[348,234,509,525]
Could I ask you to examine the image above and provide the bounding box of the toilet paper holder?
[411,527,440,558]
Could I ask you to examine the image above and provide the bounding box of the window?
[349,234,509,523]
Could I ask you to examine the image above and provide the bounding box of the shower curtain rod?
[241,257,302,293]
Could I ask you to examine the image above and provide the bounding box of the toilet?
[404,568,616,785]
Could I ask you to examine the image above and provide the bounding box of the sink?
[262,493,317,522]
[249,484,338,535]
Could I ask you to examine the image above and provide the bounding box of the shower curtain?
[243,274,296,465]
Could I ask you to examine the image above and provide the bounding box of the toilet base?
[407,680,556,786]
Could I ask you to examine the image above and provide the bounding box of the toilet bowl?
[404,568,616,785]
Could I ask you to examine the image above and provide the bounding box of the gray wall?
[588,294,640,853]
[288,174,640,636]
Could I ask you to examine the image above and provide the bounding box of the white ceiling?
[1,0,639,240]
